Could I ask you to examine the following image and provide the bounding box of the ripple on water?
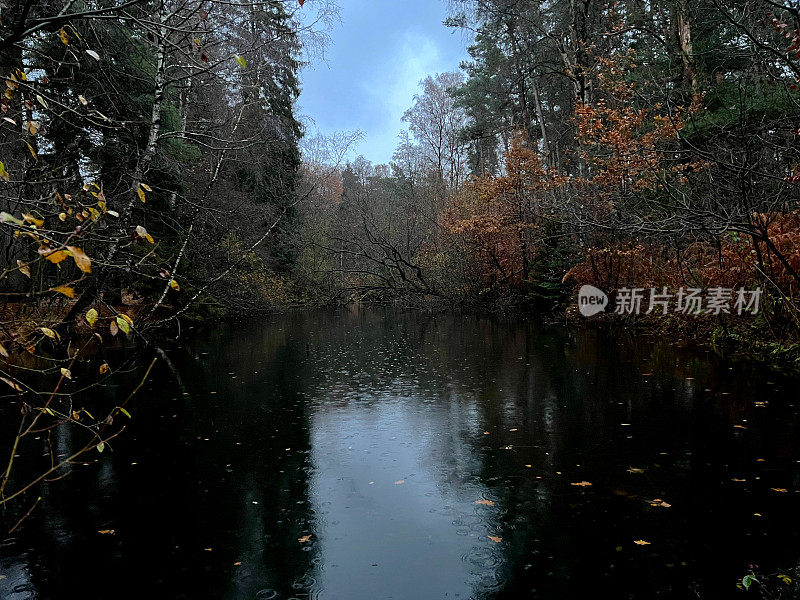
[464,547,503,572]
[255,590,277,600]
[291,574,317,590]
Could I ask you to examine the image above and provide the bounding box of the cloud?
[358,32,444,164]
[296,0,470,165]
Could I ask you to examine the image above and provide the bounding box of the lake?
[1,308,800,599]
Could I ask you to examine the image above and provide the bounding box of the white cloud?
[358,32,446,164]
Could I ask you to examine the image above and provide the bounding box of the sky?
[297,0,472,165]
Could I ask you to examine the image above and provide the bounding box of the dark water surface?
[2,309,800,599]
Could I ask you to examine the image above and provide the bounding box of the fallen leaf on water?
[475,499,495,506]
[483,431,490,435]
[731,478,746,482]
[571,481,592,487]
[233,562,242,566]
[634,540,650,545]
[298,535,312,543]
[394,480,405,485]
[771,488,788,493]
[98,529,115,535]
[488,536,502,543]
[509,428,518,432]
[204,547,213,551]
[650,499,671,508]
[734,425,747,430]
[627,468,645,474]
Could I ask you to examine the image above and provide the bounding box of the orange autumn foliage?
[563,212,800,298]
[441,133,564,287]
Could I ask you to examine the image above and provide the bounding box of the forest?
[1,0,799,338]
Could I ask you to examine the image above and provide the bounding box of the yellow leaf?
[86,308,98,326]
[298,535,312,543]
[26,142,38,161]
[16,260,30,278]
[59,212,67,222]
[169,279,180,291]
[119,314,133,327]
[145,233,154,244]
[571,481,592,487]
[27,121,40,136]
[39,327,59,340]
[51,286,75,298]
[115,316,130,335]
[66,246,91,273]
[60,367,72,379]
[44,249,69,264]
[59,28,70,45]
[475,499,494,506]
[137,187,146,203]
[634,540,651,546]
[99,363,110,374]
[22,213,43,227]
[140,183,152,192]
[0,376,22,391]
[488,535,502,543]
[0,342,8,358]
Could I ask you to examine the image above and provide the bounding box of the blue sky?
[297,0,471,165]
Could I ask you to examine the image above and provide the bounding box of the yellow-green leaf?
[169,279,180,291]
[40,327,59,340]
[86,308,98,326]
[116,317,130,335]
[60,367,72,379]
[116,316,131,335]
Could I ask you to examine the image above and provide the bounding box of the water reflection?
[1,308,800,599]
